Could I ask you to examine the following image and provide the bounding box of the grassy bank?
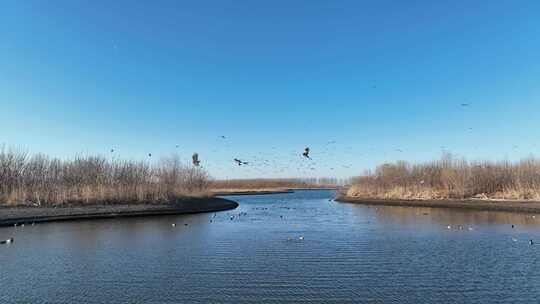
[346,154,540,201]
[0,146,209,206]
[210,178,340,195]
[211,189,295,196]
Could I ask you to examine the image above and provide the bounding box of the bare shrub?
[0,146,209,206]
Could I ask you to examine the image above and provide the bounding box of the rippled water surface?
[2,190,540,303]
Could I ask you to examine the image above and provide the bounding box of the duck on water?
[1,237,14,245]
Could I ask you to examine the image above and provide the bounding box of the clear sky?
[1,0,540,179]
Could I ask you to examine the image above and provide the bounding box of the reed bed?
[0,146,209,206]
[210,177,340,190]
[347,154,540,201]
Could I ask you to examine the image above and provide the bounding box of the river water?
[2,190,540,303]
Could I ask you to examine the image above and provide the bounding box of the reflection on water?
[365,204,540,228]
[2,190,540,304]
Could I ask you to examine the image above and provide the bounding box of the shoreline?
[336,196,540,214]
[0,197,238,227]
[212,187,340,196]
[213,190,294,196]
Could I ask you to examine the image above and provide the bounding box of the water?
[2,190,540,303]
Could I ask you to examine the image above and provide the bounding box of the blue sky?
[1,0,539,179]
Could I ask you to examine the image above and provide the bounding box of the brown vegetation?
[347,154,540,201]
[210,177,340,192]
[0,146,209,206]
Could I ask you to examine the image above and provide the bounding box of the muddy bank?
[337,196,540,214]
[0,197,238,227]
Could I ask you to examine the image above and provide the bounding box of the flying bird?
[302,147,311,159]
[148,153,152,157]
[234,158,248,166]
[460,103,470,107]
[192,153,201,166]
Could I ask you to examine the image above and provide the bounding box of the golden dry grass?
[347,154,540,201]
[0,146,209,206]
[210,178,339,191]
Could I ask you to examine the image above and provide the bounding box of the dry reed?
[0,145,209,206]
[210,177,340,190]
[347,153,540,201]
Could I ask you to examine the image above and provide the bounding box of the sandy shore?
[337,196,540,214]
[0,197,238,227]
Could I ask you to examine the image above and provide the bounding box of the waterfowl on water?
[299,236,304,240]
[172,223,176,227]
[0,238,14,244]
[530,240,534,245]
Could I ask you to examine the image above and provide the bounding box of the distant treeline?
[347,154,540,200]
[211,177,344,190]
[0,146,209,206]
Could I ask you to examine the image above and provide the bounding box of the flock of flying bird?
[108,137,322,176]
[105,103,534,176]
[199,147,311,168]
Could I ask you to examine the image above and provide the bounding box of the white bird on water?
[0,238,14,244]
